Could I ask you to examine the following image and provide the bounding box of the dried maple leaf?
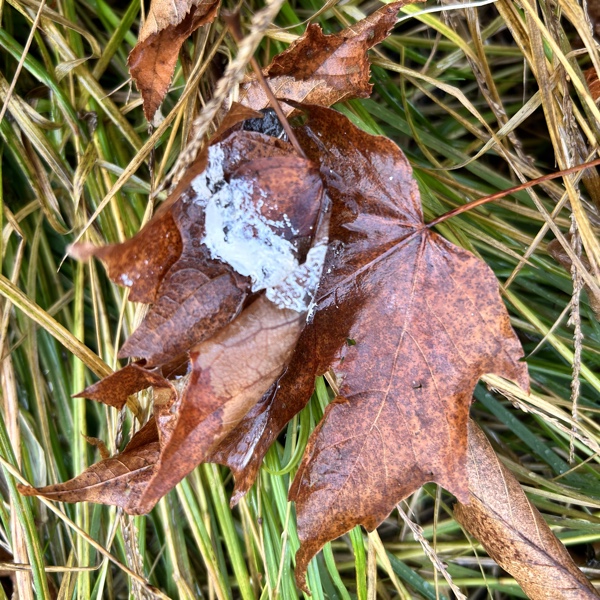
[21,111,328,515]
[129,0,221,121]
[206,105,529,588]
[239,1,411,112]
[455,421,599,599]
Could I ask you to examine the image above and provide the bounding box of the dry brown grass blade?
[2,357,34,600]
[454,420,599,599]
[167,0,288,188]
[396,504,465,599]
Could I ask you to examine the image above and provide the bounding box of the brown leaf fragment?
[116,224,248,366]
[158,117,295,212]
[70,210,183,304]
[74,361,175,410]
[212,102,264,142]
[18,419,160,513]
[239,1,410,112]
[454,421,599,599]
[585,67,600,103]
[128,0,220,121]
[208,323,319,505]
[134,295,307,514]
[276,106,528,589]
[82,435,111,460]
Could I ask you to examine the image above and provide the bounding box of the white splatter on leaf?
[191,144,327,313]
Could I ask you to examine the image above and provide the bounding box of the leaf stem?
[224,11,308,159]
[426,157,600,228]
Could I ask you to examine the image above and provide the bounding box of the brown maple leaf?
[129,0,221,121]
[19,110,328,515]
[239,1,411,112]
[455,421,599,600]
[21,100,529,592]
[206,105,529,589]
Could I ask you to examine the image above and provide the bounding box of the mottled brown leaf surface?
[129,0,220,120]
[239,1,409,112]
[116,196,248,367]
[205,106,528,588]
[455,421,598,599]
[18,420,160,512]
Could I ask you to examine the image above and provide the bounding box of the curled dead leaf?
[129,0,221,121]
[454,421,599,599]
[208,318,320,506]
[18,420,161,513]
[239,1,412,112]
[25,108,328,516]
[69,210,182,304]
